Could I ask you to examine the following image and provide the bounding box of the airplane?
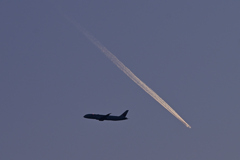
[84,110,128,121]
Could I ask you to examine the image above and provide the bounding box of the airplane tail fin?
[120,110,128,118]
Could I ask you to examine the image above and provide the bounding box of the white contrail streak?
[64,15,191,128]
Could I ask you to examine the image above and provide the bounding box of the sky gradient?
[1,1,240,159]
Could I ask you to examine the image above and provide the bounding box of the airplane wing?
[99,113,111,121]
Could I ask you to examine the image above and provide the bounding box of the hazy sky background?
[1,1,240,159]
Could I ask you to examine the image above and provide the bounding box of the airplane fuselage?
[84,114,127,121]
[84,110,128,121]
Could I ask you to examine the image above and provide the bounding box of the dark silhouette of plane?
[84,110,128,121]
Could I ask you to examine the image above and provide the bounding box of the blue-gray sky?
[1,1,240,159]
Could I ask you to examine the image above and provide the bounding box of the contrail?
[64,15,191,128]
